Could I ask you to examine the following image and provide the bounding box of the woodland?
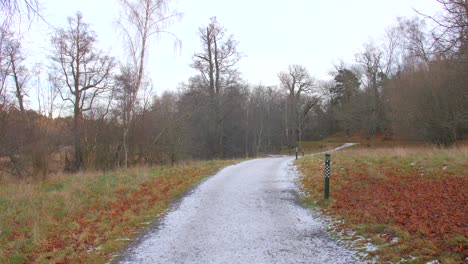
[0,0,466,178]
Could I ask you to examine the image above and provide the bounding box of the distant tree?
[416,0,467,56]
[396,17,432,65]
[151,91,185,164]
[1,0,43,127]
[34,63,60,119]
[175,76,214,158]
[355,42,390,145]
[278,64,317,149]
[191,17,242,158]
[117,0,182,167]
[192,17,242,97]
[0,29,11,108]
[0,0,41,27]
[247,85,284,156]
[387,59,467,145]
[331,67,360,106]
[114,64,154,167]
[3,33,30,113]
[114,65,137,167]
[329,66,361,136]
[0,30,29,176]
[50,12,115,171]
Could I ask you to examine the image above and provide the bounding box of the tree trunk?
[10,54,25,113]
[207,27,215,97]
[371,74,378,147]
[73,102,83,171]
[123,127,129,168]
[214,33,220,95]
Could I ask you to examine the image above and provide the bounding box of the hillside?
[296,144,467,263]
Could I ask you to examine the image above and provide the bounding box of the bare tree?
[34,63,60,118]
[150,91,182,164]
[1,0,41,28]
[191,17,242,158]
[248,85,281,156]
[0,32,34,178]
[118,0,181,95]
[114,65,139,167]
[50,12,115,171]
[3,33,29,113]
[382,25,404,74]
[355,42,389,146]
[192,17,242,97]
[415,0,467,55]
[117,0,182,167]
[278,64,317,149]
[396,17,432,65]
[0,28,11,108]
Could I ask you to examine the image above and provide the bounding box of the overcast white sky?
[22,0,442,94]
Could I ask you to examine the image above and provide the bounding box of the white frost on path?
[119,145,362,264]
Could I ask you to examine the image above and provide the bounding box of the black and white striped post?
[324,153,330,200]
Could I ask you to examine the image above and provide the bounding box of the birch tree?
[117,0,182,167]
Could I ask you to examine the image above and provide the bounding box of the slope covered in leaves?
[0,160,236,263]
[297,147,467,263]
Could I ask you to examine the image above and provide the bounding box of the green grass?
[0,159,238,263]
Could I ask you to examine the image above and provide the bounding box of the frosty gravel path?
[119,151,362,263]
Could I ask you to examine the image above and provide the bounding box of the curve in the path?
[119,146,361,264]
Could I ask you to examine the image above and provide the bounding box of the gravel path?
[119,152,362,263]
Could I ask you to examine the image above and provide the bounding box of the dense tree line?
[0,0,466,178]
[322,1,467,146]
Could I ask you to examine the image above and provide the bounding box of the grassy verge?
[280,141,343,156]
[280,131,428,156]
[0,159,237,263]
[296,146,467,263]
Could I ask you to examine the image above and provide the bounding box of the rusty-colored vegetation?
[0,160,236,263]
[297,146,467,263]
